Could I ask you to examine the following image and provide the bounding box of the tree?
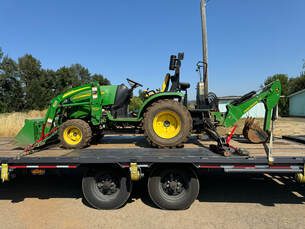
[92,74,111,85]
[138,89,146,101]
[0,53,23,112]
[70,64,91,86]
[0,48,3,61]
[55,66,111,96]
[40,69,58,106]
[18,54,45,110]
[0,47,111,113]
[263,74,289,116]
[289,72,305,95]
[55,66,78,95]
[129,97,143,111]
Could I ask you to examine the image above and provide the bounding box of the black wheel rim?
[160,172,185,196]
[96,174,119,196]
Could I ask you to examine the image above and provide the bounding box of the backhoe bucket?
[242,117,268,143]
[14,119,44,147]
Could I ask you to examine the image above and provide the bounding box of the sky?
[1,0,304,99]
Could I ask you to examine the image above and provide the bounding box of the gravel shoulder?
[0,171,305,229]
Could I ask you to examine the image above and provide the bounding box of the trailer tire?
[82,167,132,209]
[59,119,92,149]
[148,165,199,210]
[143,99,192,148]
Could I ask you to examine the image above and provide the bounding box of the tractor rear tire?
[59,119,92,149]
[143,99,192,148]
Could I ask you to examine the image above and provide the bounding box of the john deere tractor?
[15,51,281,154]
[15,53,193,150]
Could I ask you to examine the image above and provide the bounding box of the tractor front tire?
[59,119,92,149]
[143,99,192,148]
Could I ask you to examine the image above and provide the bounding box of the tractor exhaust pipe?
[200,0,208,99]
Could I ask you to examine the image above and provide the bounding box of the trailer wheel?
[148,166,199,210]
[143,99,192,148]
[59,119,92,149]
[82,167,132,209]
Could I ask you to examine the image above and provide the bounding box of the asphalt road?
[0,171,305,229]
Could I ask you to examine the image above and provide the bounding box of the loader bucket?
[242,117,268,144]
[14,119,44,147]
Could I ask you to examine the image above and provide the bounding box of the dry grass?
[217,117,305,137]
[0,110,46,137]
[1,110,304,139]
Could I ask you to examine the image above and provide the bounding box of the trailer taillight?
[31,169,45,176]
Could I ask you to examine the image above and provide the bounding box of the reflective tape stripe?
[198,165,294,169]
[9,165,78,169]
[27,165,39,168]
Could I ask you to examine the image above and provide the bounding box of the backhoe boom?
[221,79,281,132]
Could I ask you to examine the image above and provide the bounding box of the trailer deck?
[1,135,305,210]
[1,136,305,166]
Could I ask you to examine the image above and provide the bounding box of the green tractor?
[15,51,282,154]
[15,53,193,150]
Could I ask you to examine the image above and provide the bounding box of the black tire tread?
[143,99,192,148]
[82,168,131,209]
[147,165,199,210]
[59,119,92,149]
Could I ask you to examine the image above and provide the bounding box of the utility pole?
[200,0,209,99]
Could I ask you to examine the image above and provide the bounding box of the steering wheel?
[126,78,143,88]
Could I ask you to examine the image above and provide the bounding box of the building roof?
[218,96,240,100]
[288,88,305,98]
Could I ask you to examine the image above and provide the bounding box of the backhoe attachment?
[212,79,281,144]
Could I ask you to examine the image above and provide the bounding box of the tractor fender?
[137,92,184,118]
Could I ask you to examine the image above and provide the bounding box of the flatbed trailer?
[1,136,305,210]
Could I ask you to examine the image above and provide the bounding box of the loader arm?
[15,82,102,148]
[43,82,102,135]
[213,79,281,132]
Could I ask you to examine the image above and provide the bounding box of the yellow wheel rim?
[153,110,181,139]
[63,126,83,145]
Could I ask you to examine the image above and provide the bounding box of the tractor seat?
[144,73,170,98]
[179,82,190,91]
[230,91,256,106]
[161,73,170,92]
